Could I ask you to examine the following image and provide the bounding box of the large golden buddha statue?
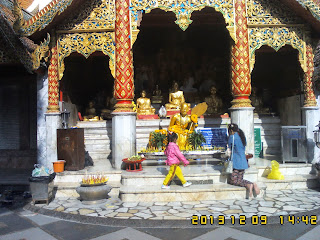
[136,90,155,115]
[168,102,197,150]
[205,86,223,114]
[165,81,190,110]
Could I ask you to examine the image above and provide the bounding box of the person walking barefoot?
[227,123,260,198]
[162,132,192,189]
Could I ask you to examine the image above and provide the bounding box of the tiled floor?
[41,189,320,221]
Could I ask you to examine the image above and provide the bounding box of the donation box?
[281,126,307,163]
[57,128,85,170]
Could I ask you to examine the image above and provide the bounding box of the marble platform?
[52,157,319,203]
[34,188,320,220]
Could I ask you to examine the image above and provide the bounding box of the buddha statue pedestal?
[205,113,230,118]
[137,114,159,120]
[166,109,191,117]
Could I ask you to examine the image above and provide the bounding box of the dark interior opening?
[133,7,232,108]
[60,52,114,117]
[251,45,303,115]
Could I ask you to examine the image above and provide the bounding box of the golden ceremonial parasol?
[189,102,208,130]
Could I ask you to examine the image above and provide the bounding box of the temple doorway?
[133,7,232,111]
[251,45,304,125]
[60,52,114,121]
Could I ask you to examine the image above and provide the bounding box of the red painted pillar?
[114,0,135,112]
[230,0,252,108]
[304,44,317,107]
[47,45,60,112]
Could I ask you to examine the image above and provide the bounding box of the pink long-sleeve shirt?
[164,142,189,166]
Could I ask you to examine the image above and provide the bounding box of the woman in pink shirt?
[162,132,192,189]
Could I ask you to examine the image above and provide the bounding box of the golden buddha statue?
[168,102,198,150]
[83,101,98,121]
[205,86,223,114]
[136,90,155,115]
[165,81,190,110]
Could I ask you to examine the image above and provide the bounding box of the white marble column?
[230,107,255,165]
[112,112,136,169]
[37,72,48,167]
[302,106,320,163]
[45,112,61,170]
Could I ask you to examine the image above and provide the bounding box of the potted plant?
[76,174,112,204]
[149,130,167,150]
[188,131,206,150]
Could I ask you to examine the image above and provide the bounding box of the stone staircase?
[77,121,113,171]
[119,165,266,202]
[257,162,319,190]
[53,161,320,202]
[52,118,318,203]
[77,116,281,168]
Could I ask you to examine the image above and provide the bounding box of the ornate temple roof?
[6,0,320,41]
[17,0,33,10]
[0,0,37,72]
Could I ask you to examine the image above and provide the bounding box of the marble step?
[257,163,314,176]
[258,174,319,190]
[121,165,259,186]
[85,144,111,151]
[84,138,111,144]
[54,170,121,183]
[141,159,221,166]
[119,183,262,202]
[84,130,111,135]
[77,121,111,128]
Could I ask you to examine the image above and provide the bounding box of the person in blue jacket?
[228,123,260,198]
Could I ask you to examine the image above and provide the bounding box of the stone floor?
[38,189,320,221]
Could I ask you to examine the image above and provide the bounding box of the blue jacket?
[228,132,249,170]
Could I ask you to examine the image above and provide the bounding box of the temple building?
[1,0,320,174]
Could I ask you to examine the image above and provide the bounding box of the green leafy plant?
[188,131,206,150]
[150,132,167,150]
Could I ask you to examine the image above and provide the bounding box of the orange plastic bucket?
[53,160,65,173]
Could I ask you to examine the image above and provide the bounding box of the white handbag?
[224,135,234,174]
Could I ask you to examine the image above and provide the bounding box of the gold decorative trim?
[249,27,305,72]
[130,0,235,38]
[58,0,115,31]
[47,106,60,112]
[131,29,140,47]
[32,33,50,70]
[304,99,317,107]
[113,103,135,112]
[13,0,73,36]
[57,32,115,80]
[247,0,303,26]
[230,98,252,108]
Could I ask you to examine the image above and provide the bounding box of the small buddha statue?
[251,87,269,114]
[168,102,197,150]
[151,85,163,104]
[180,75,197,93]
[83,101,97,121]
[165,81,190,110]
[136,90,155,115]
[205,86,223,115]
[100,96,117,119]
